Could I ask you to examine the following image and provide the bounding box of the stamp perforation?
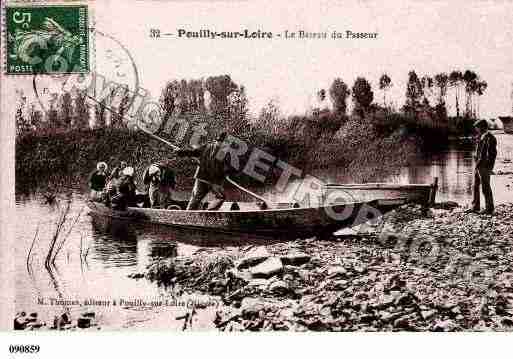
[3,0,93,75]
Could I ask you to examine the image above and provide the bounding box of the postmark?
[5,5,89,74]
[31,29,140,129]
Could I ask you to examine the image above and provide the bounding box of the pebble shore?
[15,202,513,331]
[139,203,513,331]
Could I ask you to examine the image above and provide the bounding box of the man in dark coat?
[467,119,497,215]
[175,132,231,210]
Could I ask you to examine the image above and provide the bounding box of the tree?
[158,80,180,133]
[405,71,423,111]
[313,89,328,115]
[378,73,392,107]
[178,79,189,114]
[434,72,449,105]
[195,79,206,112]
[404,70,425,116]
[463,70,478,117]
[449,70,463,118]
[60,92,73,129]
[47,93,60,129]
[29,103,43,131]
[472,80,487,118]
[420,75,434,105]
[258,97,283,135]
[205,75,238,118]
[73,90,90,129]
[352,77,374,116]
[15,90,29,136]
[329,78,350,116]
[317,89,326,102]
[228,85,250,135]
[111,85,131,128]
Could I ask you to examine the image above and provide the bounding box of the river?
[14,133,513,329]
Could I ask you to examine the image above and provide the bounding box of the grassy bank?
[15,114,425,194]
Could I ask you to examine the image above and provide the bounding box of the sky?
[5,0,513,119]
[90,0,513,118]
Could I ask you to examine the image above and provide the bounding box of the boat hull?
[86,200,399,237]
[323,181,437,206]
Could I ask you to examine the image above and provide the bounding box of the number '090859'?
[9,345,40,354]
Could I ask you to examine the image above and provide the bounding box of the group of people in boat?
[88,132,231,211]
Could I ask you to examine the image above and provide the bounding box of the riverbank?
[138,202,513,331]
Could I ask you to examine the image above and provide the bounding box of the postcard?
[1,0,513,337]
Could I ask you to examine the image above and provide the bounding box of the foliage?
[434,73,449,105]
[256,97,285,136]
[378,73,392,107]
[351,77,374,116]
[405,71,423,113]
[158,80,180,133]
[205,74,238,118]
[227,85,250,136]
[329,78,350,117]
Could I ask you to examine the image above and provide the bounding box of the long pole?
[135,122,180,151]
[225,176,270,206]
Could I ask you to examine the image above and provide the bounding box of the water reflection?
[387,135,512,204]
[389,141,476,203]
[90,216,138,267]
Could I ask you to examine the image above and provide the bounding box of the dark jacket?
[118,175,137,206]
[142,164,176,188]
[89,170,107,191]
[176,142,231,186]
[110,192,128,211]
[476,132,497,170]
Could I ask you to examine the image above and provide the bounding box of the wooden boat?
[86,198,405,237]
[323,178,438,206]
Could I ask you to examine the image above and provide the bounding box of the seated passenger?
[108,161,128,182]
[118,167,138,207]
[89,162,108,202]
[111,182,130,211]
[110,167,138,210]
[105,161,127,195]
[143,163,176,208]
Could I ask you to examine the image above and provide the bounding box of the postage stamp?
[5,5,89,74]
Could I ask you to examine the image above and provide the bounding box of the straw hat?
[148,164,160,176]
[122,166,135,177]
[97,162,108,171]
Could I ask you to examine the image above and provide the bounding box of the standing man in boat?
[175,132,231,210]
[143,162,177,208]
[467,119,497,215]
